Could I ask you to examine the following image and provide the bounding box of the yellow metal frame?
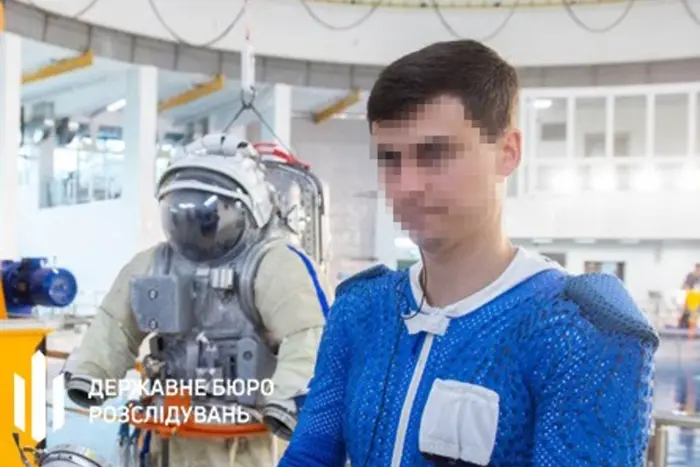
[158,74,225,113]
[312,89,362,124]
[0,2,5,33]
[0,267,7,320]
[305,0,630,9]
[22,50,94,85]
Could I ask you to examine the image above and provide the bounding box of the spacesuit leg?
[147,435,274,467]
[227,435,276,467]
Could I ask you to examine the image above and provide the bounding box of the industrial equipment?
[1,258,78,318]
[13,434,113,467]
[3,260,80,467]
[254,142,329,269]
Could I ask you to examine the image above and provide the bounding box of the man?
[279,40,658,467]
[680,263,700,329]
[63,135,331,467]
[683,263,700,290]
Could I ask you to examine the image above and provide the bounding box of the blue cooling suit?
[279,266,659,467]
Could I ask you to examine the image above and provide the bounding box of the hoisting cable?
[561,0,636,33]
[299,0,385,31]
[27,0,102,18]
[681,0,700,25]
[147,0,245,47]
[430,0,520,42]
[222,2,297,157]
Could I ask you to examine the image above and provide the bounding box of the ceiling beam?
[312,90,361,124]
[158,75,225,113]
[22,50,94,85]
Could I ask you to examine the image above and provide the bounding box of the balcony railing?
[521,155,698,196]
[648,412,700,466]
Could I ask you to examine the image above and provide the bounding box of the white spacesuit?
[62,135,332,467]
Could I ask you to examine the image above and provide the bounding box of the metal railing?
[648,412,700,466]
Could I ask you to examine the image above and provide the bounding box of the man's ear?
[498,128,522,177]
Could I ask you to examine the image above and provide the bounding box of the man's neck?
[419,226,515,308]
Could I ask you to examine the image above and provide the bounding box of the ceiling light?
[106,99,126,112]
[551,170,579,194]
[590,170,616,192]
[677,167,700,192]
[631,168,659,192]
[533,99,553,110]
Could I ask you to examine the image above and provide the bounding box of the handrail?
[654,411,700,430]
[649,411,700,467]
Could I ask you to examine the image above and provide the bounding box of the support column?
[122,66,160,251]
[258,84,292,147]
[38,137,55,207]
[0,32,22,257]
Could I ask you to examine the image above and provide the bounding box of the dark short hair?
[366,40,519,140]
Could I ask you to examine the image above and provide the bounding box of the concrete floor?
[43,332,700,466]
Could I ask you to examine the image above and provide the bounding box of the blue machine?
[1,258,78,317]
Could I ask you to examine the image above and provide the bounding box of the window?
[584,134,604,157]
[540,123,566,141]
[397,259,419,270]
[583,133,630,157]
[541,252,566,268]
[584,261,625,282]
[613,134,630,157]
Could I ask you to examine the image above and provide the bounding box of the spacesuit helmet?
[155,134,275,263]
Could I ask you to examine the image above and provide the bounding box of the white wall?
[17,199,137,299]
[291,118,377,281]
[517,92,700,240]
[504,193,700,240]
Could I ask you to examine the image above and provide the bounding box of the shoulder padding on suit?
[565,273,659,349]
[335,265,392,297]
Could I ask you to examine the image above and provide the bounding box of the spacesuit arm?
[530,276,658,466]
[276,280,358,467]
[64,248,155,407]
[254,243,330,437]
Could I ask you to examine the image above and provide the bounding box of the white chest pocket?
[419,379,500,466]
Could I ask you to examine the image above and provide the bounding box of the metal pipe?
[650,412,700,466]
[652,425,669,467]
[654,411,700,429]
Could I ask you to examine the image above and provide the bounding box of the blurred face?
[371,95,521,251]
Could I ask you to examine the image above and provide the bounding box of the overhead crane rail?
[22,50,94,85]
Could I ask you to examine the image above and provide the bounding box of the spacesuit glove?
[262,399,299,441]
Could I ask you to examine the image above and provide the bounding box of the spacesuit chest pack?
[128,234,281,409]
